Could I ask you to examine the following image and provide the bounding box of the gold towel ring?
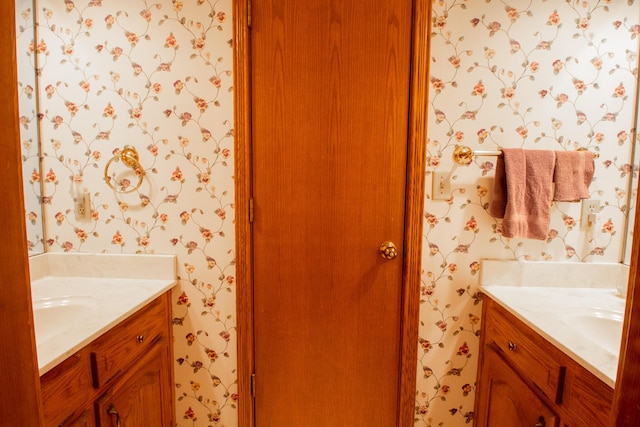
[104,146,145,193]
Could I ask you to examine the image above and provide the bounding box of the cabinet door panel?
[62,409,96,427]
[477,349,559,427]
[95,345,171,427]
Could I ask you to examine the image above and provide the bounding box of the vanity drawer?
[483,299,566,403]
[90,295,169,388]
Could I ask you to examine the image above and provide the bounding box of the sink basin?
[560,307,624,355]
[33,296,98,346]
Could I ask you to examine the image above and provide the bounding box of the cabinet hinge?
[249,198,254,223]
[251,373,256,398]
[247,0,252,28]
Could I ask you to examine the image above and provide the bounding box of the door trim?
[0,1,45,424]
[232,1,431,425]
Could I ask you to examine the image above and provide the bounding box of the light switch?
[432,171,450,200]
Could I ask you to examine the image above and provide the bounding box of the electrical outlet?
[580,198,600,228]
[75,192,91,221]
[432,171,450,200]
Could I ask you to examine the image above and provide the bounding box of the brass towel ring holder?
[104,146,145,193]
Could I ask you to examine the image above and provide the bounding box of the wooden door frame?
[611,181,640,425]
[232,0,431,425]
[0,1,45,425]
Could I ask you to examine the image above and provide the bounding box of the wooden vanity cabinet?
[40,291,174,427]
[475,297,613,427]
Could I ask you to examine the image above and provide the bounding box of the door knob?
[379,241,398,260]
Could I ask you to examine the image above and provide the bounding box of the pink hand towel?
[553,150,595,202]
[490,148,556,240]
[489,153,507,219]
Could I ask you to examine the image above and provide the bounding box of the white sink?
[33,296,98,346]
[560,307,624,355]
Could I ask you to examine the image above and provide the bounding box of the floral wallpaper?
[17,0,639,426]
[22,0,237,425]
[418,0,639,425]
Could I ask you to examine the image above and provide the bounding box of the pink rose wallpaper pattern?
[419,0,638,424]
[21,0,238,425]
[16,0,639,426]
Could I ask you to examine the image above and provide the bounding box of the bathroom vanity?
[475,260,627,427]
[40,293,173,427]
[29,253,177,427]
[476,297,613,427]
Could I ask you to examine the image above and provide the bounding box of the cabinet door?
[61,409,96,427]
[95,345,172,427]
[476,348,559,427]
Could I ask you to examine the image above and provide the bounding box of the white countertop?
[30,253,177,375]
[480,259,630,389]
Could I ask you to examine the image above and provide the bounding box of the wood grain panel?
[612,173,640,425]
[251,0,412,425]
[234,0,429,425]
[484,300,566,402]
[41,349,94,427]
[61,409,96,427]
[612,301,640,426]
[90,296,167,388]
[398,1,430,424]
[0,1,44,425]
[477,348,559,427]
[478,297,614,426]
[232,0,255,424]
[95,343,171,427]
[562,360,614,427]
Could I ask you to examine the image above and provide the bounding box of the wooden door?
[251,1,413,425]
[0,1,44,426]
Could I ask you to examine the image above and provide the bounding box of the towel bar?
[452,145,598,166]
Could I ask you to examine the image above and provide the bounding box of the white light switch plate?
[432,171,450,200]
